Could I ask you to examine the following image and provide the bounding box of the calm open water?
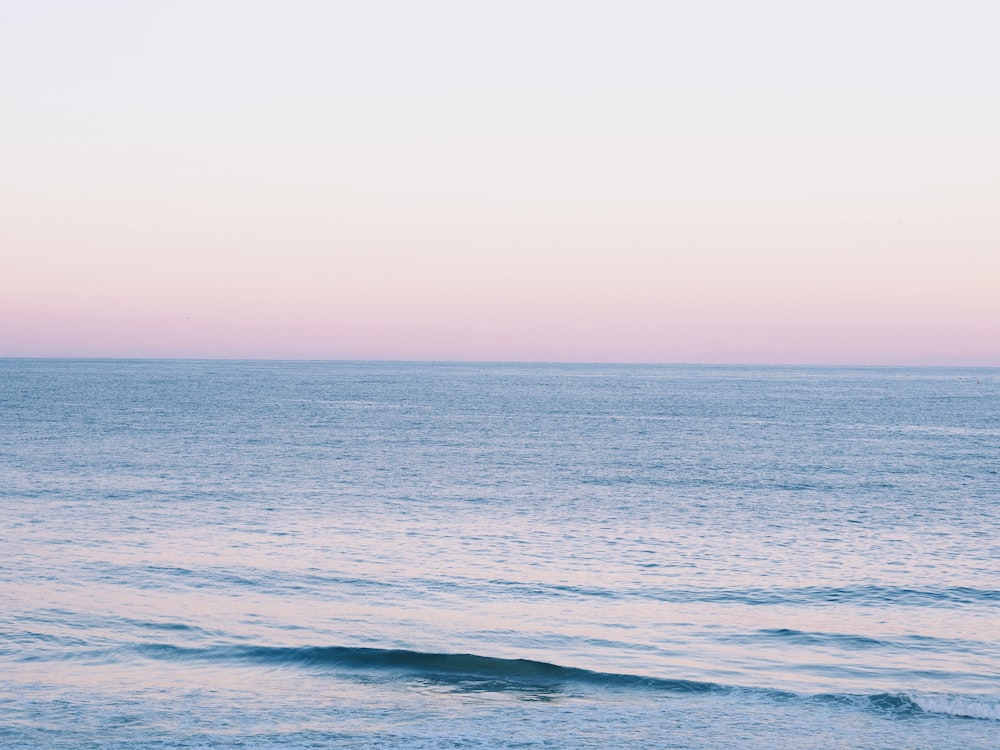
[1,360,998,748]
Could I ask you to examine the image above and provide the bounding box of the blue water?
[1,360,997,748]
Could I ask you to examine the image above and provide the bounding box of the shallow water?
[1,360,998,748]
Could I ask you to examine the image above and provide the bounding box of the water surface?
[1,360,997,748]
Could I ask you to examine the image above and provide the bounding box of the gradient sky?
[2,1,998,364]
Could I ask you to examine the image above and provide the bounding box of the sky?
[2,1,998,364]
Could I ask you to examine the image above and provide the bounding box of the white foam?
[912,694,1000,721]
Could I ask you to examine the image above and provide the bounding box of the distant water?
[1,360,998,749]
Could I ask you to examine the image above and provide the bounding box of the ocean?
[1,359,997,748]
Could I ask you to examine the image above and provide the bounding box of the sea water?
[1,360,997,749]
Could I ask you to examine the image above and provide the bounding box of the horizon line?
[2,356,997,370]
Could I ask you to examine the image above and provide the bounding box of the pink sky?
[2,2,998,364]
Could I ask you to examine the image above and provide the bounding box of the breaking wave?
[133,642,999,720]
[910,694,1000,721]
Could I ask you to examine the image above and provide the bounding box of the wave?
[723,627,989,654]
[812,691,1000,721]
[910,694,1000,721]
[89,561,1000,609]
[132,643,999,720]
[135,643,723,693]
[436,580,1000,607]
[658,584,1000,607]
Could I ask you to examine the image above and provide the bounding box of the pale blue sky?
[2,1,998,362]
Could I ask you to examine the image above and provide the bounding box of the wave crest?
[912,694,1000,721]
[137,643,722,693]
[135,642,999,720]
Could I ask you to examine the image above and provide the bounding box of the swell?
[655,584,1000,607]
[132,643,1000,720]
[723,627,992,654]
[135,643,722,693]
[99,560,1000,609]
